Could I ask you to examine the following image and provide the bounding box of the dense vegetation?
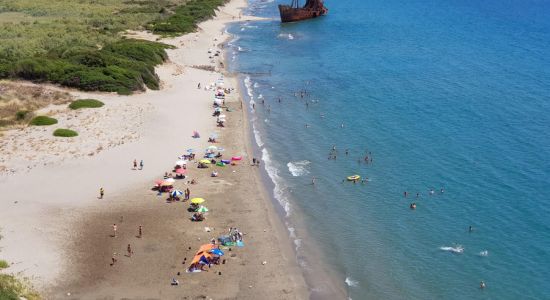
[69,99,105,110]
[0,0,229,94]
[29,115,57,126]
[53,128,78,137]
[149,0,229,35]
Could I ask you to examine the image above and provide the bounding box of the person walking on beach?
[99,187,104,199]
[127,244,133,257]
[112,224,117,237]
[133,159,137,170]
[252,158,256,166]
[138,225,143,238]
[312,177,316,185]
[111,253,118,266]
[139,160,144,170]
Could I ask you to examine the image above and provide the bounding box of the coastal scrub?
[149,0,230,35]
[53,129,78,137]
[29,116,57,126]
[69,99,105,110]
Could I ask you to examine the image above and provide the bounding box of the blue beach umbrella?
[210,248,224,256]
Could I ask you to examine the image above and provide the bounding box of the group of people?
[132,159,144,170]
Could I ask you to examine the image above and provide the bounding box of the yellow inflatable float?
[347,175,361,181]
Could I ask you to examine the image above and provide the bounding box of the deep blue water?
[227,0,550,298]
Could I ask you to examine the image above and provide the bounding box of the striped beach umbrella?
[171,190,183,197]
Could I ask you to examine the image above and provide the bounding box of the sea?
[226,0,550,299]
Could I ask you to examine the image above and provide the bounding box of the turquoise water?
[228,0,550,298]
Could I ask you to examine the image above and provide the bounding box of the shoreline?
[0,0,309,298]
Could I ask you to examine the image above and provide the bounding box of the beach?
[0,0,309,298]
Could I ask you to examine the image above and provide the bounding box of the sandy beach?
[0,0,309,298]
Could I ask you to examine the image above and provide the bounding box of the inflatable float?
[347,175,361,181]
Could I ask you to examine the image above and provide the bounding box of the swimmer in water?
[469,226,474,232]
[311,177,316,185]
[305,124,310,128]
[341,123,344,128]
[410,203,417,210]
[430,189,435,195]
[440,188,444,193]
[345,149,349,155]
[480,281,486,289]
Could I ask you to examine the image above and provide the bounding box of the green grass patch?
[53,128,78,137]
[0,274,40,300]
[0,260,8,269]
[29,115,57,126]
[69,99,104,110]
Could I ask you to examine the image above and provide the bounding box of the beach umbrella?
[186,149,195,153]
[206,145,218,151]
[175,168,187,175]
[175,160,187,166]
[196,206,209,213]
[210,248,224,256]
[199,159,211,164]
[191,198,205,204]
[171,190,183,197]
[165,178,176,183]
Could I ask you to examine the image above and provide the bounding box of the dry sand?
[0,0,309,298]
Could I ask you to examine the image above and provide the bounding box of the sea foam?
[345,277,359,287]
[287,160,311,176]
[439,245,464,254]
[262,148,291,216]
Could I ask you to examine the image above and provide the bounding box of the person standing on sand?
[99,187,104,199]
[127,244,133,257]
[140,160,144,170]
[112,224,117,237]
[133,159,137,170]
[138,225,143,238]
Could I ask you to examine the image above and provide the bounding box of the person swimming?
[410,203,417,209]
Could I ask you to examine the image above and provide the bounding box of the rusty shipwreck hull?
[278,0,328,23]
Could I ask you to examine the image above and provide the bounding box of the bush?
[0,260,8,269]
[53,128,78,137]
[15,110,30,120]
[68,99,104,109]
[150,0,229,36]
[29,116,57,126]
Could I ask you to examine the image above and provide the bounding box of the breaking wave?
[262,148,291,216]
[345,277,359,287]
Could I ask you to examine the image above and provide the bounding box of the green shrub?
[29,116,57,126]
[150,0,229,36]
[69,99,104,109]
[53,128,78,137]
[15,110,30,120]
[0,259,8,269]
